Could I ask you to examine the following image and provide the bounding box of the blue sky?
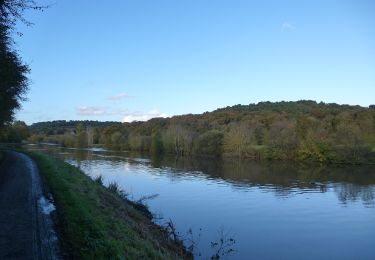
[14,0,375,124]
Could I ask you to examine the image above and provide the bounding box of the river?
[26,144,375,259]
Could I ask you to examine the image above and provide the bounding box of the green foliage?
[0,121,29,142]
[30,120,122,135]
[195,130,224,157]
[28,134,44,143]
[75,123,85,134]
[60,133,75,147]
[161,124,196,155]
[0,1,48,127]
[0,24,29,126]
[223,122,251,158]
[267,120,299,159]
[151,131,164,155]
[28,101,375,164]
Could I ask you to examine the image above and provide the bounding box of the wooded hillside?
[28,101,375,164]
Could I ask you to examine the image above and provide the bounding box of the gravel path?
[0,151,60,259]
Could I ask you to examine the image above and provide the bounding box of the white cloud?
[76,106,109,115]
[107,92,130,101]
[76,106,168,122]
[122,109,168,122]
[282,22,295,31]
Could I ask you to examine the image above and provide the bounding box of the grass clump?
[94,175,103,185]
[107,182,122,194]
[27,151,191,259]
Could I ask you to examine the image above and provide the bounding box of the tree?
[0,0,46,127]
[195,130,224,157]
[163,124,195,156]
[0,1,46,28]
[0,24,29,126]
[75,123,87,148]
[151,130,164,155]
[223,122,252,158]
[0,120,29,142]
[267,120,299,159]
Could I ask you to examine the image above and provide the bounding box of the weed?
[94,174,103,185]
[107,181,122,194]
[164,219,181,242]
[210,227,236,259]
[185,227,202,257]
[137,194,159,204]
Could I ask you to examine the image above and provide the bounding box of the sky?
[14,0,375,124]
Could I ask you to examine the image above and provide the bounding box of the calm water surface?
[27,145,375,259]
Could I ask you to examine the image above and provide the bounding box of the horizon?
[27,99,374,125]
[13,0,375,124]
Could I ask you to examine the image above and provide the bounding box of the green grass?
[27,152,191,260]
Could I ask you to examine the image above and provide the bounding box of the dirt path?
[0,151,60,259]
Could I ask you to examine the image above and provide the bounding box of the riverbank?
[23,140,375,165]
[26,151,192,259]
[21,144,375,259]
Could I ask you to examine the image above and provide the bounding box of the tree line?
[26,100,375,164]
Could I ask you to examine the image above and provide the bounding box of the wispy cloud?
[107,92,130,101]
[281,22,295,31]
[76,106,168,122]
[122,109,168,122]
[76,106,109,116]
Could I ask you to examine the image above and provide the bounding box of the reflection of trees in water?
[28,145,375,205]
[333,183,375,206]
[271,186,296,198]
[154,155,375,204]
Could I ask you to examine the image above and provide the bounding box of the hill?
[30,120,122,135]
[28,101,375,164]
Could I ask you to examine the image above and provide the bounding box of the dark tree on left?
[0,0,46,126]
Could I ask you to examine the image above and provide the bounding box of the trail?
[0,151,60,259]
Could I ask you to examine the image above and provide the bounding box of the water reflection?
[28,145,375,206]
[333,183,375,207]
[26,144,375,259]
[157,156,375,206]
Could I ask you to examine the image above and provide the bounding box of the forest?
[4,100,375,164]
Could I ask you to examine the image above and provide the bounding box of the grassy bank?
[27,151,191,259]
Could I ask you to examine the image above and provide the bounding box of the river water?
[26,144,375,259]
